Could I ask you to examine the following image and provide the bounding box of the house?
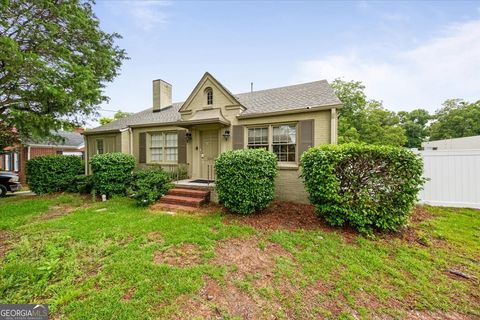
[84,72,341,203]
[422,135,480,151]
[0,129,85,184]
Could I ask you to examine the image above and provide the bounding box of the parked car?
[0,172,22,197]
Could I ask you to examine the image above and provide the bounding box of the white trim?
[419,200,480,209]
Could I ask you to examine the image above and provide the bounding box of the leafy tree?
[99,110,133,125]
[429,99,480,140]
[0,0,127,140]
[0,121,19,149]
[331,79,407,147]
[398,109,431,148]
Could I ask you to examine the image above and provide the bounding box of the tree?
[429,99,480,140]
[99,110,133,125]
[331,79,407,147]
[0,121,19,149]
[398,109,431,148]
[0,0,127,140]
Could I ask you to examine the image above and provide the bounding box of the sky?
[91,0,480,125]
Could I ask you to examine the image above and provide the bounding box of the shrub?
[215,149,278,214]
[90,153,136,197]
[301,143,425,233]
[129,168,173,206]
[66,174,94,194]
[26,155,84,194]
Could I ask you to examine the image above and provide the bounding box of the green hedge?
[129,168,173,206]
[301,143,424,232]
[90,153,136,197]
[26,155,84,194]
[215,149,278,214]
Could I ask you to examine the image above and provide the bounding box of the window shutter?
[139,132,147,164]
[298,120,314,158]
[177,130,187,164]
[232,125,244,150]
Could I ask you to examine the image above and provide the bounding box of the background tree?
[0,0,127,140]
[99,110,133,125]
[0,121,19,149]
[398,109,431,148]
[331,79,407,146]
[429,99,480,140]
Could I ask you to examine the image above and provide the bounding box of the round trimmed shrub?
[215,149,278,214]
[129,167,173,206]
[26,155,84,194]
[301,143,425,233]
[90,153,136,197]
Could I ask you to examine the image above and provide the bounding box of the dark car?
[0,171,22,197]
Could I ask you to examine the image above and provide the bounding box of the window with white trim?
[272,124,296,162]
[5,154,11,171]
[246,124,298,163]
[247,127,268,149]
[150,132,178,162]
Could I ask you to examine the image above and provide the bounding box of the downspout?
[83,135,88,175]
[330,108,338,144]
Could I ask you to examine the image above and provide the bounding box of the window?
[247,127,268,149]
[5,154,11,171]
[272,124,297,162]
[150,132,178,162]
[206,87,213,105]
[13,152,19,172]
[246,124,298,163]
[96,140,104,154]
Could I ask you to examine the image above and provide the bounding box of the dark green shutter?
[177,130,187,164]
[139,132,146,164]
[298,120,314,158]
[232,125,244,150]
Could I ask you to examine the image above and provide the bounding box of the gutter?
[237,103,343,119]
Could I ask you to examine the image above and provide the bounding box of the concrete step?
[167,188,210,199]
[158,195,206,207]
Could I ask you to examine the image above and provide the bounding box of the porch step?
[152,203,198,212]
[167,188,210,199]
[158,194,206,207]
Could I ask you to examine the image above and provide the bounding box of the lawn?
[0,194,478,319]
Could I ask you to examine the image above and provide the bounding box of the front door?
[200,130,218,180]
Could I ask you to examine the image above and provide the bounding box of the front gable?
[179,72,244,116]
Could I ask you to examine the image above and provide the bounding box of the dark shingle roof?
[87,79,340,133]
[27,131,84,147]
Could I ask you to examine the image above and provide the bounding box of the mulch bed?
[221,202,436,244]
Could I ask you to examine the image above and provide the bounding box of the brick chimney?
[74,127,85,134]
[153,79,172,112]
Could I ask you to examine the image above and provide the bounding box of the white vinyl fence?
[417,150,480,209]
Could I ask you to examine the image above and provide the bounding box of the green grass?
[0,194,478,319]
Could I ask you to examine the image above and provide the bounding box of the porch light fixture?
[185,132,192,143]
[222,130,230,140]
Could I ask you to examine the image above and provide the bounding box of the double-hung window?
[272,124,296,162]
[247,127,268,149]
[96,140,104,154]
[150,132,178,162]
[247,124,297,163]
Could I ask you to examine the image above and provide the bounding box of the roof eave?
[237,103,342,119]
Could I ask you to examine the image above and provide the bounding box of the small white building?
[422,135,480,150]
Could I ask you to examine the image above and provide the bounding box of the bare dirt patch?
[0,231,12,259]
[153,243,201,267]
[211,236,293,279]
[40,204,88,221]
[121,288,135,301]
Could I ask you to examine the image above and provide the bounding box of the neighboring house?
[422,135,480,150]
[84,72,341,203]
[0,129,85,183]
